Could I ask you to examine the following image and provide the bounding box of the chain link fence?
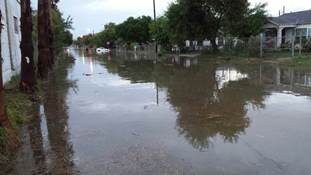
[187,34,311,58]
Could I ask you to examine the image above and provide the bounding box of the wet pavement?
[7,49,311,175]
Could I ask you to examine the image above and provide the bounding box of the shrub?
[304,39,311,51]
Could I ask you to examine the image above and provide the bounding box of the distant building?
[264,9,311,48]
[0,0,21,83]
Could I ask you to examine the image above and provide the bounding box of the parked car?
[96,47,110,54]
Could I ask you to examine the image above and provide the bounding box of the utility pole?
[153,0,158,55]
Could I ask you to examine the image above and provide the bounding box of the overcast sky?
[32,0,311,38]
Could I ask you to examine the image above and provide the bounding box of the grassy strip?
[0,75,36,161]
[4,76,33,128]
[287,56,311,68]
[199,50,311,66]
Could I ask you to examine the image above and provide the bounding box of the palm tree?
[20,0,36,92]
[37,0,52,79]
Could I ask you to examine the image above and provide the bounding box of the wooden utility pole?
[20,0,36,92]
[38,0,52,79]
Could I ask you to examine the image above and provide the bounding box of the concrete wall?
[0,0,21,83]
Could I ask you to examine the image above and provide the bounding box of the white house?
[264,9,311,48]
[0,0,21,83]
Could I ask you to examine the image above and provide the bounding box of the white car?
[96,47,110,54]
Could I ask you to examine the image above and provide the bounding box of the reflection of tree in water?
[43,57,78,174]
[103,56,155,83]
[157,63,267,150]
[26,104,48,174]
[100,56,268,150]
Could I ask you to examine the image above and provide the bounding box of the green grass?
[0,75,35,153]
[4,76,34,128]
[199,50,311,66]
[288,55,311,68]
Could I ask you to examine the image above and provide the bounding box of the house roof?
[269,9,311,26]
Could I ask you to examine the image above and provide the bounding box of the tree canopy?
[116,16,152,44]
[75,0,267,50]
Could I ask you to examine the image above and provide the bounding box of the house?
[264,9,311,48]
[0,0,21,83]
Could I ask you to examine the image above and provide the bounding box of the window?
[296,28,307,36]
[308,28,311,38]
[13,16,18,34]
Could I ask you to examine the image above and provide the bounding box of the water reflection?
[156,62,268,150]
[258,64,311,96]
[13,56,78,174]
[98,53,311,151]
[42,56,78,174]
[10,50,311,175]
[216,67,248,89]
[99,54,270,150]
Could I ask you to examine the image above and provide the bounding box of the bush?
[304,39,311,51]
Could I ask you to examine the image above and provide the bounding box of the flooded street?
[9,49,311,175]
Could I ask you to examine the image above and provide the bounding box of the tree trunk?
[20,0,36,92]
[37,0,52,79]
[48,0,55,65]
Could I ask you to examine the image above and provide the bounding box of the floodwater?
[7,49,311,175]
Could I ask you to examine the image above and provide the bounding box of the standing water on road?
[9,49,311,175]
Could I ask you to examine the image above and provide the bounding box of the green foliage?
[76,16,153,47]
[238,3,267,37]
[165,0,267,48]
[291,54,311,67]
[0,75,34,150]
[32,8,73,53]
[222,0,249,36]
[4,76,33,129]
[116,16,152,44]
[92,23,117,47]
[75,34,94,47]
[149,16,170,49]
[74,0,267,51]
[52,8,73,51]
[165,2,187,45]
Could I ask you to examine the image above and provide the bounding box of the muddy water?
[8,49,311,175]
